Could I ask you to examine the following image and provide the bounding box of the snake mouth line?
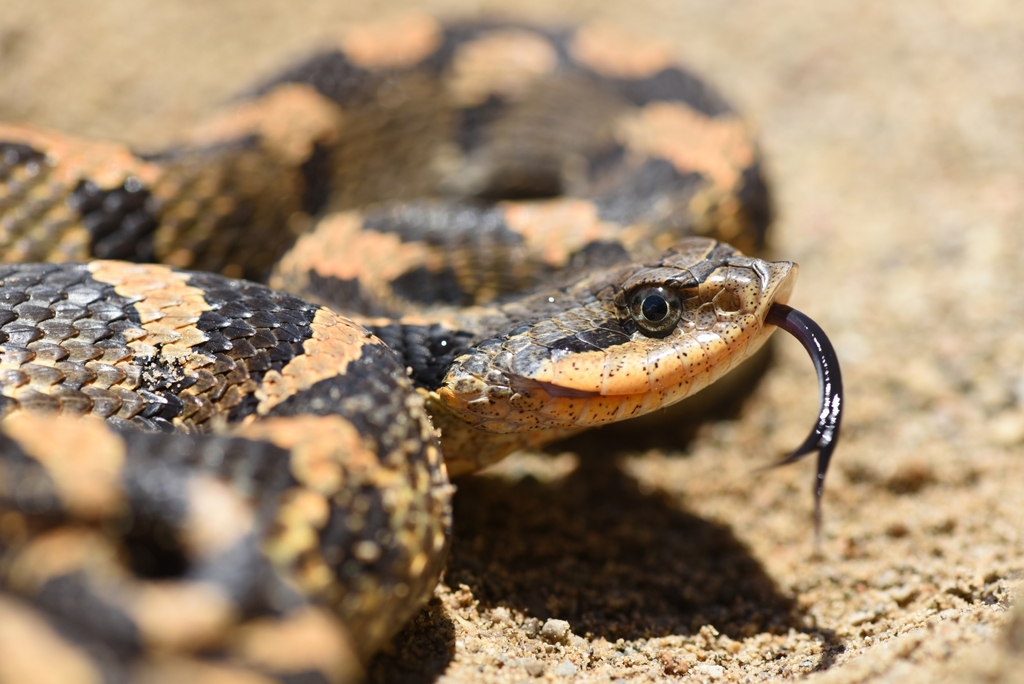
[764,303,844,539]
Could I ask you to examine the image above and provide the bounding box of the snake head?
[436,237,797,434]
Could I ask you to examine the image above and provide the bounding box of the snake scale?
[0,16,843,684]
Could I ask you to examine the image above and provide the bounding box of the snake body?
[0,18,839,684]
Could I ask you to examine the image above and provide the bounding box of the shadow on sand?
[370,347,841,682]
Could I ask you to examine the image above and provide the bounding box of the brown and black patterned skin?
[0,17,789,684]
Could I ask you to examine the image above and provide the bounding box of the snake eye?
[628,286,683,337]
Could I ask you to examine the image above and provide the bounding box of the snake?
[0,16,843,684]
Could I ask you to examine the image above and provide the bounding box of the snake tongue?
[764,303,844,542]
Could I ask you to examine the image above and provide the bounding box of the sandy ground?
[3,1,1024,682]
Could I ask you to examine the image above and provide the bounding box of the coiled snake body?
[0,17,842,683]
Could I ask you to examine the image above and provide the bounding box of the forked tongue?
[764,303,844,543]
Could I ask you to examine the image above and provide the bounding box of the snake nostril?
[712,288,741,314]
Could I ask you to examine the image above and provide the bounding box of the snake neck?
[420,390,580,476]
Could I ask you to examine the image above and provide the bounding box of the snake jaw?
[437,239,801,435]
